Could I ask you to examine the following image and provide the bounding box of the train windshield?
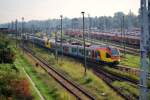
[110,48,119,56]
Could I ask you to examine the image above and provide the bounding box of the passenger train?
[26,35,120,65]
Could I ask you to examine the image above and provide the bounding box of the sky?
[0,0,140,24]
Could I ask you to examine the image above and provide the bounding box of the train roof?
[28,35,118,51]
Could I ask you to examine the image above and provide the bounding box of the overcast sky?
[0,0,140,24]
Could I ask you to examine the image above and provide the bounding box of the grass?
[112,81,139,99]
[29,44,124,100]
[0,42,41,100]
[14,56,42,100]
[7,40,75,100]
[102,66,139,81]
[11,46,42,100]
[14,49,76,100]
[120,54,140,68]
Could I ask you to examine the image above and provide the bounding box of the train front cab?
[95,47,120,65]
[44,38,51,48]
[109,47,120,65]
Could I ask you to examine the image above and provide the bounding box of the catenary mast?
[140,0,150,100]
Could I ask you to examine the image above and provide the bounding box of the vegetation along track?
[76,58,139,85]
[22,42,144,100]
[21,45,95,100]
[116,65,150,80]
[85,62,139,100]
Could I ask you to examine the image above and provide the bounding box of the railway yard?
[0,0,150,99]
[18,33,149,100]
[0,27,149,100]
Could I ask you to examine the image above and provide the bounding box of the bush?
[0,65,33,100]
[10,79,33,100]
[0,36,16,64]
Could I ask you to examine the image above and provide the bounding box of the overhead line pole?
[148,0,150,61]
[121,17,123,53]
[139,0,150,100]
[21,17,24,54]
[122,16,126,57]
[21,17,24,38]
[60,15,63,60]
[55,31,58,63]
[81,11,87,76]
[88,14,92,44]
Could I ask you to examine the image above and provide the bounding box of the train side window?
[72,48,77,53]
[81,49,84,55]
[79,49,83,55]
[106,53,111,58]
[79,49,82,53]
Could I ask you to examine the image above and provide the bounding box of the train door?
[92,50,95,60]
[86,50,90,59]
[63,46,69,54]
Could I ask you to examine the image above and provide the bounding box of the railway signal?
[140,0,150,100]
[81,11,87,76]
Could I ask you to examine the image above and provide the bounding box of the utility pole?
[21,17,24,53]
[81,11,87,76]
[88,14,92,44]
[121,16,124,56]
[139,0,150,100]
[11,21,14,30]
[148,0,150,61]
[21,17,24,38]
[55,31,58,62]
[122,16,126,56]
[60,15,63,59]
[30,24,35,48]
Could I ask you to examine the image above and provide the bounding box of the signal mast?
[140,0,150,100]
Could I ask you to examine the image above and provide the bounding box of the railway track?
[23,42,148,99]
[92,67,139,100]
[23,43,137,100]
[21,45,95,100]
[116,65,150,80]
[84,61,139,85]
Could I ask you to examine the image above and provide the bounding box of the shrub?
[0,36,16,64]
[10,79,33,100]
[0,64,33,100]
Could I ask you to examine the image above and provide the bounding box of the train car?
[64,30,140,47]
[28,35,120,65]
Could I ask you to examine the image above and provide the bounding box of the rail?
[21,45,95,100]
